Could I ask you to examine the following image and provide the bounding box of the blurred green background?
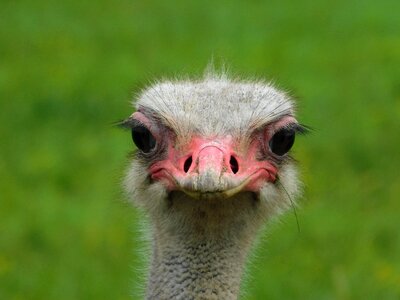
[1,0,399,299]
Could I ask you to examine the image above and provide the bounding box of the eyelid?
[273,123,309,135]
[291,123,311,135]
[130,119,148,129]
[118,118,146,129]
[280,123,299,132]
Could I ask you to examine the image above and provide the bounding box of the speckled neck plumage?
[145,192,268,300]
[146,237,246,299]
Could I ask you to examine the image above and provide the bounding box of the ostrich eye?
[131,125,156,153]
[269,128,295,156]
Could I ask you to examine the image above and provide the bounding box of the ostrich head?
[122,73,307,299]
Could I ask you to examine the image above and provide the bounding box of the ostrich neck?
[145,193,266,300]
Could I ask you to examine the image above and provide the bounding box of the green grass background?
[1,0,399,299]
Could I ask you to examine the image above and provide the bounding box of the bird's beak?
[190,145,226,191]
[149,136,277,199]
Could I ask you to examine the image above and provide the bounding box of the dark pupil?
[269,128,295,156]
[131,125,156,153]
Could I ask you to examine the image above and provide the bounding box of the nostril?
[229,156,239,174]
[183,156,193,173]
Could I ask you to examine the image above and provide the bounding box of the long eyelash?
[294,124,312,135]
[277,123,312,135]
[115,118,145,129]
[275,176,301,233]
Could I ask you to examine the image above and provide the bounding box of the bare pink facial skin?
[133,112,297,199]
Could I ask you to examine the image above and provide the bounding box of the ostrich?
[121,72,307,299]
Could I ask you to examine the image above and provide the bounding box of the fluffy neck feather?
[145,192,268,299]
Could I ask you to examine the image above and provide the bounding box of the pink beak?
[150,136,277,199]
